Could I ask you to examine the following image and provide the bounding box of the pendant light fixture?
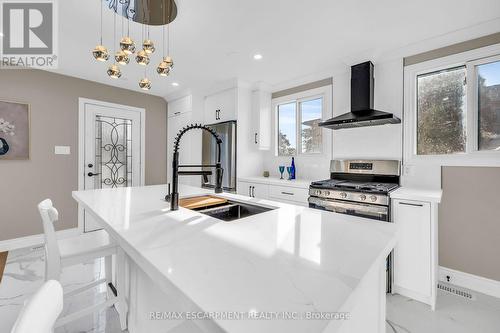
[107,9,121,79]
[139,66,151,90]
[94,0,178,90]
[92,0,109,61]
[142,26,155,54]
[114,14,129,65]
[157,0,173,77]
[119,10,136,55]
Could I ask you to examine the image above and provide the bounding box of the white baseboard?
[0,228,81,253]
[439,266,500,299]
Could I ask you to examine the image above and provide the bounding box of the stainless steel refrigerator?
[202,121,236,191]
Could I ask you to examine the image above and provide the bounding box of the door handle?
[87,172,100,177]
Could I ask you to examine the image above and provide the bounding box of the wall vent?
[437,282,475,300]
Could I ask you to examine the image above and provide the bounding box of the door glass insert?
[95,115,133,188]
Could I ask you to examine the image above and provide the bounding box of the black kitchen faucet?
[165,124,223,210]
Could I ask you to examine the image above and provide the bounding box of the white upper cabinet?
[204,88,237,124]
[168,95,192,118]
[251,89,271,150]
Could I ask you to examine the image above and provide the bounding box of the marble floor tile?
[0,246,125,333]
[1,246,499,333]
[386,286,500,333]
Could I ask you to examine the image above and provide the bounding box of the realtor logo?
[1,0,58,68]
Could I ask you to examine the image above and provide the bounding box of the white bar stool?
[11,280,63,333]
[38,199,128,330]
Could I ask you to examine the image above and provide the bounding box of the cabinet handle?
[248,186,252,197]
[215,109,220,120]
[254,133,258,144]
[174,111,180,115]
[281,191,294,196]
[398,202,423,207]
[251,186,255,198]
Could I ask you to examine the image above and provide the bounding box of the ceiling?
[52,0,500,99]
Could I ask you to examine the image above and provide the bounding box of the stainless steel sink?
[190,199,275,221]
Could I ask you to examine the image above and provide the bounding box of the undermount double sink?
[180,195,275,221]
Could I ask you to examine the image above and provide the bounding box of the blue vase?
[290,157,296,180]
[0,137,9,155]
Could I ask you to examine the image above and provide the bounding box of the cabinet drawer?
[268,185,308,204]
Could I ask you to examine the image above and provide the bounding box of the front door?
[80,99,144,232]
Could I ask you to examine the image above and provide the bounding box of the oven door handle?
[309,197,389,215]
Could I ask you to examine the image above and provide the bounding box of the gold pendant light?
[135,50,150,66]
[115,50,129,65]
[93,45,109,61]
[156,59,171,76]
[120,36,136,55]
[92,0,109,62]
[139,77,151,90]
[143,39,155,54]
[157,13,173,77]
[107,64,122,79]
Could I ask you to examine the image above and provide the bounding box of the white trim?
[77,98,146,232]
[403,43,500,167]
[439,266,500,299]
[0,228,81,253]
[272,85,333,157]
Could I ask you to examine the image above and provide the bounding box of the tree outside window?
[416,67,466,155]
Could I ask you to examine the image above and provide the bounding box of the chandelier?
[92,0,177,91]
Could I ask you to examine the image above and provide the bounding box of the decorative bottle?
[291,157,296,180]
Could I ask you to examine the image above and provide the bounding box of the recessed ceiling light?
[172,82,179,87]
[253,54,263,60]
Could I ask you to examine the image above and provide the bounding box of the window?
[300,98,323,154]
[405,46,500,165]
[276,96,324,156]
[477,60,500,151]
[416,66,466,155]
[277,102,297,156]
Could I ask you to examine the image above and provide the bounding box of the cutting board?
[179,195,227,210]
[0,251,7,284]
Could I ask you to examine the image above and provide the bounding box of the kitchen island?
[72,184,397,333]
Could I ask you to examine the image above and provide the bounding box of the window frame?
[404,43,500,166]
[272,85,332,157]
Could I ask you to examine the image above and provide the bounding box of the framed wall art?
[0,100,30,160]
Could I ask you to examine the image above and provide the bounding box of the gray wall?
[0,69,167,241]
[440,166,500,281]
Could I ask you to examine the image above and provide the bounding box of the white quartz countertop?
[238,176,312,189]
[390,187,443,203]
[73,184,397,333]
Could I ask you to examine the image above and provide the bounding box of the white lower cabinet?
[268,185,309,204]
[393,198,437,310]
[237,178,309,206]
[237,181,269,199]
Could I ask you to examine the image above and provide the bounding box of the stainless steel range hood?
[319,61,400,130]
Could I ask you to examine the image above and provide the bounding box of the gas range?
[308,160,400,220]
[309,160,401,294]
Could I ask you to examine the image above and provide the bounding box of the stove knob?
[370,195,377,202]
[324,190,330,196]
[359,194,366,201]
[339,192,347,199]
